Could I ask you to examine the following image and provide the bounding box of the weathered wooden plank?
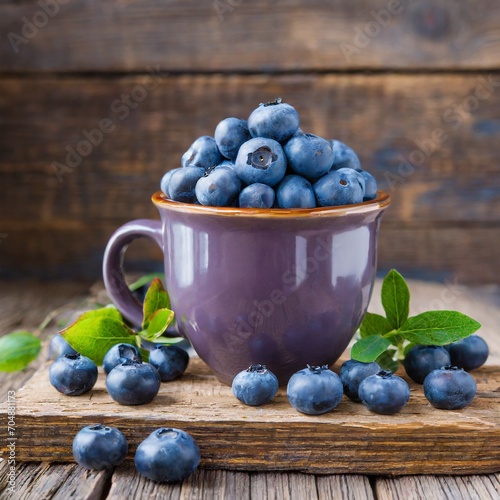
[316,475,375,500]
[1,0,500,72]
[376,473,500,500]
[182,468,251,500]
[250,472,318,500]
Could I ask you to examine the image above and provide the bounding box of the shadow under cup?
[103,190,391,385]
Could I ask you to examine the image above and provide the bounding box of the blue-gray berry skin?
[195,165,241,207]
[248,99,300,143]
[135,428,200,483]
[358,371,410,415]
[287,365,343,415]
[359,170,378,201]
[160,168,181,198]
[339,359,381,402]
[330,140,362,170]
[48,334,77,360]
[49,354,98,396]
[284,133,334,180]
[103,343,142,375]
[403,345,451,384]
[168,166,205,203]
[106,360,160,405]
[235,137,287,187]
[181,136,223,170]
[423,366,476,410]
[232,364,279,406]
[238,183,275,208]
[313,168,365,206]
[276,174,316,208]
[73,424,128,471]
[149,345,189,382]
[214,117,252,161]
[445,335,489,372]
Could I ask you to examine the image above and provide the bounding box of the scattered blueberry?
[358,370,410,415]
[149,345,189,382]
[445,335,489,372]
[423,366,477,410]
[49,353,98,396]
[276,174,316,208]
[160,168,181,198]
[48,334,77,360]
[106,359,160,405]
[235,137,287,187]
[103,343,142,375]
[284,133,334,180]
[330,140,362,170]
[168,166,205,203]
[247,98,300,143]
[73,424,128,471]
[214,117,252,161]
[359,170,378,201]
[181,136,223,170]
[135,428,200,483]
[339,359,381,402]
[287,365,343,415]
[195,165,241,206]
[238,183,275,208]
[313,168,365,206]
[403,345,451,384]
[232,364,279,406]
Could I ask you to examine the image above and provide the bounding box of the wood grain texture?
[1,0,500,72]
[1,73,500,282]
[316,475,375,500]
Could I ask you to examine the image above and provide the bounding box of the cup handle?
[102,219,163,327]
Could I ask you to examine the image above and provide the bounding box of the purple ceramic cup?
[103,190,390,385]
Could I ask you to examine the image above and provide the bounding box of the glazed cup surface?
[103,191,390,385]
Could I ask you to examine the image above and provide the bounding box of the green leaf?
[375,349,399,373]
[0,331,41,372]
[128,273,165,292]
[61,317,135,365]
[360,312,393,338]
[144,308,175,339]
[143,278,171,329]
[77,306,122,323]
[397,310,481,345]
[381,269,410,329]
[351,335,391,363]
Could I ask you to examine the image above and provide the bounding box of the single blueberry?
[214,117,252,161]
[149,345,189,382]
[313,168,365,206]
[287,365,343,415]
[48,334,77,360]
[276,175,316,208]
[423,366,476,410]
[106,359,160,405]
[232,364,279,406]
[235,137,287,187]
[73,424,128,471]
[195,165,241,207]
[330,140,362,170]
[403,345,451,384]
[181,136,223,170]
[135,428,200,483]
[238,183,275,208]
[248,98,300,143]
[160,168,181,198]
[445,335,489,371]
[168,166,205,203]
[284,133,334,180]
[339,359,382,402]
[358,370,410,415]
[103,343,142,375]
[49,353,98,396]
[358,170,378,201]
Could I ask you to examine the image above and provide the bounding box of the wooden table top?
[0,279,499,500]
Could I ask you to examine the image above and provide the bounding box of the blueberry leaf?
[143,308,175,340]
[128,273,165,292]
[381,269,410,329]
[0,331,41,372]
[143,278,171,329]
[351,335,391,363]
[375,349,399,373]
[360,312,393,338]
[75,305,122,323]
[397,310,481,345]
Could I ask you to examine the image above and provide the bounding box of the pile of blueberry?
[160,99,378,208]
[232,334,488,414]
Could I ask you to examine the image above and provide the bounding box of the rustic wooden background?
[1,0,500,283]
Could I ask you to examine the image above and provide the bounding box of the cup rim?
[152,190,390,218]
